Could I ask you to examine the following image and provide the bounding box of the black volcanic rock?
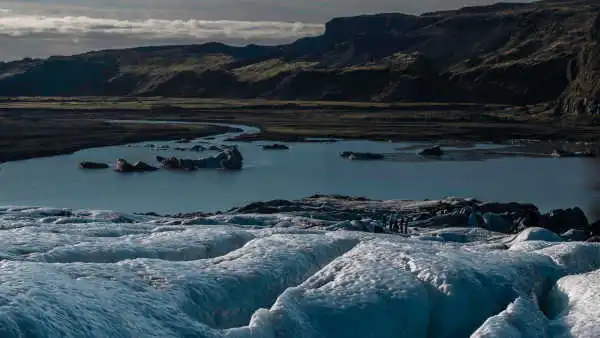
[79,161,109,169]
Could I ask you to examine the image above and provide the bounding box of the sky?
[0,0,528,61]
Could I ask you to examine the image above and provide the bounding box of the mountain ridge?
[1,0,599,114]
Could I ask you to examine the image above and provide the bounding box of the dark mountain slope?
[0,0,598,107]
[556,12,600,116]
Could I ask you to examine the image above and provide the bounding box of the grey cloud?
[0,0,532,22]
[0,0,533,60]
[0,11,324,41]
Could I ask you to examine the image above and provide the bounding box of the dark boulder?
[79,161,109,169]
[156,146,243,171]
[589,219,600,237]
[482,213,514,233]
[132,161,158,172]
[478,202,539,215]
[262,144,290,150]
[561,229,588,242]
[340,151,385,160]
[220,146,244,170]
[551,149,596,158]
[157,156,175,168]
[541,207,589,234]
[418,145,444,157]
[234,199,297,214]
[156,156,196,170]
[114,159,158,173]
[115,158,135,172]
[138,212,161,217]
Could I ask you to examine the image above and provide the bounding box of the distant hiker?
[392,214,399,233]
[401,217,409,234]
[468,205,482,227]
[385,214,396,233]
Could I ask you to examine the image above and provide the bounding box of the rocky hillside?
[556,12,600,116]
[0,0,599,110]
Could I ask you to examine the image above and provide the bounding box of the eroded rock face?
[556,14,600,116]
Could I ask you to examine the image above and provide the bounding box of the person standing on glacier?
[392,214,399,233]
[468,205,482,227]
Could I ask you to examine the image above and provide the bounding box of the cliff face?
[556,13,600,116]
[0,0,599,107]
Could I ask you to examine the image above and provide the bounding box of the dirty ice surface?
[0,199,599,338]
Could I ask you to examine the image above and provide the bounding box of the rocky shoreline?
[1,105,600,167]
[0,116,236,163]
[150,195,599,242]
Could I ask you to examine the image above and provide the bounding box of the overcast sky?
[0,0,528,61]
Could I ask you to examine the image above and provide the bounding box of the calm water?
[0,123,599,217]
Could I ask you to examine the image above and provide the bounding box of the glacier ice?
[547,268,600,337]
[0,206,599,337]
[470,296,549,338]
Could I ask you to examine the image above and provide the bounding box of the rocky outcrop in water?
[157,156,196,170]
[114,159,158,173]
[79,161,109,169]
[219,147,244,170]
[550,149,597,157]
[418,145,444,157]
[157,146,244,170]
[340,152,385,160]
[262,144,289,150]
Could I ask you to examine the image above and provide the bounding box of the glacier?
[0,200,599,338]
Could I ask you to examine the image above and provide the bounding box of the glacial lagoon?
[0,122,598,217]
